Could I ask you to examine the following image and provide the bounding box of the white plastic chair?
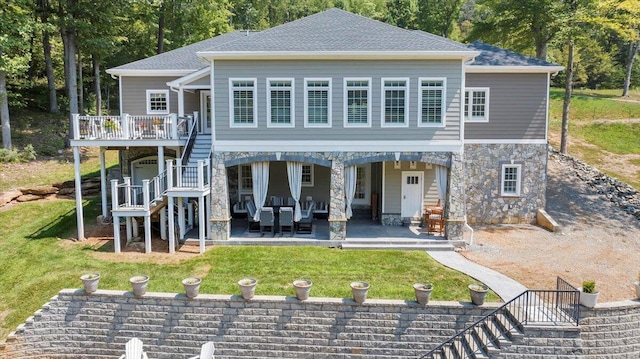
[118,338,148,359]
[189,341,215,359]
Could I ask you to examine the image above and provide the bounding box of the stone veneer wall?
[464,144,547,225]
[3,290,640,358]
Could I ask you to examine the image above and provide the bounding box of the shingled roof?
[467,41,559,67]
[201,8,470,54]
[107,31,252,74]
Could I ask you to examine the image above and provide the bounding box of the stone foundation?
[329,220,346,241]
[464,144,547,225]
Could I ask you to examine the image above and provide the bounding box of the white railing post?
[177,163,183,188]
[142,179,150,212]
[171,114,178,139]
[124,177,132,206]
[154,178,160,201]
[193,111,199,133]
[206,158,211,186]
[197,160,204,190]
[72,114,80,139]
[111,179,119,211]
[122,114,130,139]
[166,160,174,190]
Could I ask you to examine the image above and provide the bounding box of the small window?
[382,79,409,127]
[146,90,169,115]
[344,78,371,127]
[301,164,314,187]
[240,165,253,191]
[418,78,446,126]
[267,78,294,127]
[465,88,490,122]
[304,79,331,127]
[229,79,257,127]
[501,164,522,196]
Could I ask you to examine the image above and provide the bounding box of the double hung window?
[146,90,169,115]
[501,164,522,196]
[267,78,294,127]
[229,79,257,127]
[418,78,446,126]
[344,78,371,127]
[382,78,409,127]
[304,79,331,127]
[465,88,490,122]
[301,164,314,186]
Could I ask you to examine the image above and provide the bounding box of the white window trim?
[500,163,522,197]
[343,77,372,128]
[301,164,314,187]
[304,78,332,128]
[417,77,446,128]
[352,164,371,205]
[239,164,253,191]
[381,78,410,128]
[146,89,170,115]
[266,78,295,128]
[465,87,490,123]
[229,78,258,128]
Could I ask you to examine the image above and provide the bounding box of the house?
[69,8,562,253]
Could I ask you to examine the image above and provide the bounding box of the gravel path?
[461,153,640,302]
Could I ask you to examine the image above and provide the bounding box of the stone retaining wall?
[4,290,639,358]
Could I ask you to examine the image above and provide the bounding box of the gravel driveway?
[461,152,640,302]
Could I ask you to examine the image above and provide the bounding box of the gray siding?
[121,77,178,115]
[214,60,462,141]
[383,161,439,214]
[464,73,548,140]
[184,91,200,115]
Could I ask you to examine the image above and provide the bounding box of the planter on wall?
[579,288,600,308]
[80,273,100,294]
[130,275,149,297]
[635,281,640,299]
[293,279,313,301]
[350,281,370,304]
[182,277,202,299]
[238,278,258,300]
[468,284,489,306]
[413,283,433,305]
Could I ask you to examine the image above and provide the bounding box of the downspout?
[461,57,474,245]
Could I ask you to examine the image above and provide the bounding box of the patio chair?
[246,200,260,232]
[188,341,215,359]
[427,207,444,235]
[118,338,148,359]
[279,207,295,237]
[259,207,275,236]
[297,202,315,234]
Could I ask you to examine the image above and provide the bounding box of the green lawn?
[0,198,498,340]
[549,88,640,124]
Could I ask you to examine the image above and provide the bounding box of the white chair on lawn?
[118,338,148,359]
[189,341,215,359]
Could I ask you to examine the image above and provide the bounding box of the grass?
[573,122,640,155]
[0,198,498,340]
[549,88,640,124]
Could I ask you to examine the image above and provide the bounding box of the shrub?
[0,144,37,163]
[582,280,596,294]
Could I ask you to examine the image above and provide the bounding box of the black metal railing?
[419,277,580,359]
[180,116,199,167]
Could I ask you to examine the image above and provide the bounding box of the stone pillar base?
[329,220,346,241]
[210,219,231,241]
[445,221,464,241]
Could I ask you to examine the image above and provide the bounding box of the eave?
[197,50,481,61]
[466,65,565,74]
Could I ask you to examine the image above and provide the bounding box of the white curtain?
[435,165,448,207]
[344,165,357,219]
[251,162,270,221]
[286,161,303,222]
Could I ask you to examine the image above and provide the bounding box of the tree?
[416,0,464,38]
[467,0,558,60]
[0,0,34,150]
[385,0,416,29]
[39,0,59,113]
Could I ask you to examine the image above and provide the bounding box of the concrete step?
[339,240,455,251]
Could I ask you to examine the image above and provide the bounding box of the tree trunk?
[157,9,165,54]
[61,27,78,146]
[622,41,638,97]
[78,49,84,115]
[0,67,12,150]
[43,30,59,113]
[92,55,101,116]
[560,40,574,155]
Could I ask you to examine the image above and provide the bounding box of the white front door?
[401,171,424,218]
[200,91,212,134]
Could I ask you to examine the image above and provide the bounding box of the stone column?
[210,152,231,240]
[445,152,466,240]
[329,153,347,240]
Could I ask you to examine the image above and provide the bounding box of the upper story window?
[267,78,294,128]
[501,163,522,197]
[382,78,409,127]
[465,88,490,122]
[418,78,446,127]
[304,79,331,127]
[146,90,169,115]
[301,164,314,187]
[344,78,371,127]
[229,78,257,127]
